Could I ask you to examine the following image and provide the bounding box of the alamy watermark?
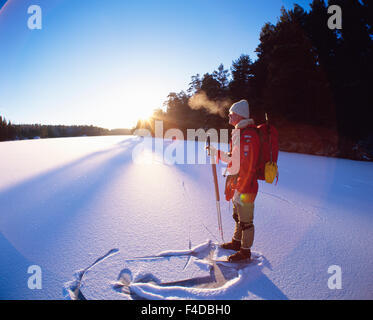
[132,121,240,174]
[27,265,42,290]
[328,265,342,290]
[327,5,342,30]
[27,5,42,30]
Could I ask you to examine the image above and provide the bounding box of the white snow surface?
[0,135,372,300]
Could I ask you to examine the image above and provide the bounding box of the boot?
[220,239,241,251]
[228,248,251,262]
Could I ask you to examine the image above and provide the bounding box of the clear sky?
[0,0,313,129]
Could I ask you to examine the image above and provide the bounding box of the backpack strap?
[241,127,262,180]
[240,127,261,183]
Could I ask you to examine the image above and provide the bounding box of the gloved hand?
[205,145,218,158]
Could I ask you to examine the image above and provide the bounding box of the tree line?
[0,117,132,141]
[142,0,372,160]
[0,116,17,141]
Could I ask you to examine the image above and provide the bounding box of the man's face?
[228,112,243,126]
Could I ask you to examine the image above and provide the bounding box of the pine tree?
[187,74,202,95]
[212,64,230,97]
[251,6,335,125]
[229,54,253,102]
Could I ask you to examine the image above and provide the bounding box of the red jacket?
[220,122,260,201]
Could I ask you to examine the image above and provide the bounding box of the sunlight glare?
[106,80,166,129]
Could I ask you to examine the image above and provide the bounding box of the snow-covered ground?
[0,135,372,300]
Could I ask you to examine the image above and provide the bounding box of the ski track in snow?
[64,241,268,300]
[63,248,119,300]
[258,190,327,223]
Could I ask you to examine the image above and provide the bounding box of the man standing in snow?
[208,100,260,262]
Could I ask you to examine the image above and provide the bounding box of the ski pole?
[206,135,225,243]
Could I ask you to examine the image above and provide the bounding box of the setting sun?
[69,78,169,129]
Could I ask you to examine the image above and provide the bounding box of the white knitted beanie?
[229,100,250,119]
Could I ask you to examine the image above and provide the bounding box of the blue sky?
[0,0,314,129]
